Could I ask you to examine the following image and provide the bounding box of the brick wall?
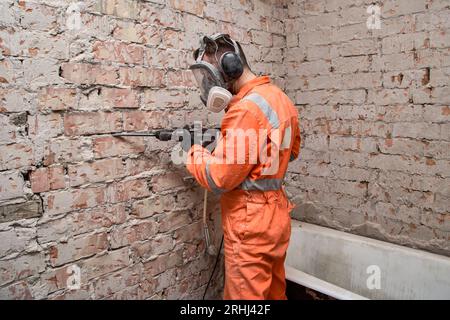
[1,0,449,300]
[284,0,450,256]
[0,0,286,299]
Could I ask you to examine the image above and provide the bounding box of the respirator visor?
[190,62,226,106]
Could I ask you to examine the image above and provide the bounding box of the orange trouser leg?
[221,190,291,300]
[223,239,272,299]
[223,240,289,300]
[267,253,288,300]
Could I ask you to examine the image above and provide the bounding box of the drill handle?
[155,130,174,141]
[157,127,221,142]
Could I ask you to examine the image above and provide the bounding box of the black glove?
[201,129,218,152]
[174,126,218,153]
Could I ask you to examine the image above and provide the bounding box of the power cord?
[202,235,224,300]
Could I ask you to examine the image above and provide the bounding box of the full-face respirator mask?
[189,33,244,113]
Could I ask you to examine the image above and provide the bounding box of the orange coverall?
[187,76,301,299]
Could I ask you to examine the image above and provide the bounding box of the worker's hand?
[174,126,219,153]
[201,128,218,152]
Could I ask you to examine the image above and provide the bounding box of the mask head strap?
[194,34,241,63]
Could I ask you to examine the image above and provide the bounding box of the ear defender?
[220,51,244,80]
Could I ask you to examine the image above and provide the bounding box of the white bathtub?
[285,220,450,300]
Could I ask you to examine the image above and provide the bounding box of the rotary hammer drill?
[112,126,220,140]
[112,126,221,149]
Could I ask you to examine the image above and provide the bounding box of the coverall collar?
[228,75,271,109]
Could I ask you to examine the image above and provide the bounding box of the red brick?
[0,143,33,170]
[108,179,151,203]
[77,87,138,110]
[173,221,203,244]
[38,87,76,111]
[124,157,157,176]
[103,88,139,109]
[145,48,189,69]
[131,234,175,261]
[17,1,58,31]
[81,248,131,281]
[142,89,186,109]
[93,41,144,64]
[92,265,141,299]
[107,285,140,299]
[131,195,175,219]
[140,6,183,29]
[150,173,185,192]
[123,110,169,131]
[30,165,65,193]
[40,248,130,292]
[220,23,252,43]
[164,277,198,299]
[165,70,196,87]
[0,253,46,287]
[37,204,127,243]
[118,66,164,88]
[93,136,145,158]
[37,266,76,294]
[113,22,160,46]
[162,29,182,48]
[0,88,34,113]
[64,112,122,136]
[180,259,212,284]
[28,113,63,138]
[110,220,158,248]
[0,57,22,84]
[0,281,32,300]
[49,232,108,267]
[153,267,177,292]
[0,228,36,257]
[174,189,204,209]
[158,211,192,233]
[0,171,25,201]
[168,0,204,15]
[44,137,93,165]
[97,0,140,19]
[0,27,68,59]
[68,158,126,187]
[45,186,107,216]
[61,63,119,86]
[50,285,91,300]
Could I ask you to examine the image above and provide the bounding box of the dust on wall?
[1,0,449,300]
[0,0,287,299]
[284,0,450,256]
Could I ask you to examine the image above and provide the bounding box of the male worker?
[185,33,301,300]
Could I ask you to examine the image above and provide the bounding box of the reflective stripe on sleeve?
[205,162,225,195]
[281,126,291,150]
[242,93,280,129]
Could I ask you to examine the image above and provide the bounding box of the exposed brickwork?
[1,0,448,300]
[285,0,450,256]
[0,0,286,299]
